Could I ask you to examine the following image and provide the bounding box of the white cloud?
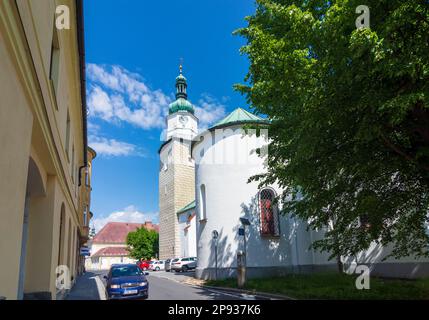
[89,135,144,157]
[87,121,101,135]
[87,64,227,131]
[195,94,226,130]
[87,86,115,122]
[92,205,158,233]
[87,64,169,129]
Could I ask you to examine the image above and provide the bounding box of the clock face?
[179,115,188,126]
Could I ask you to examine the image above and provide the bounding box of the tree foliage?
[235,0,429,260]
[126,227,159,260]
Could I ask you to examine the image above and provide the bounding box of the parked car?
[164,258,174,272]
[137,260,150,271]
[104,264,149,300]
[171,257,197,272]
[148,260,157,270]
[151,260,165,271]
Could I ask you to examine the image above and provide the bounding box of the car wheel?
[182,265,188,272]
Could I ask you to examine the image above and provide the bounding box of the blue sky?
[84,0,255,231]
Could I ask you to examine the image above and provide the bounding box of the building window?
[65,110,71,159]
[85,168,89,186]
[50,27,60,103]
[199,184,207,221]
[83,207,88,226]
[71,145,75,183]
[259,188,280,237]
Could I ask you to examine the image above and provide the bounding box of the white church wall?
[193,125,333,280]
[342,241,429,279]
[188,215,197,257]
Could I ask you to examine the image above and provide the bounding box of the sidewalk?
[66,271,106,300]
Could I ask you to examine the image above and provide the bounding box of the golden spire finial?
[179,58,183,74]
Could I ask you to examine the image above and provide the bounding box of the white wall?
[187,215,197,257]
[167,111,198,141]
[86,243,137,270]
[85,255,137,271]
[192,125,331,275]
[178,211,197,258]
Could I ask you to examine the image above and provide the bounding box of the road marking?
[203,287,256,300]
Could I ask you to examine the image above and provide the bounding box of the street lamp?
[212,230,219,280]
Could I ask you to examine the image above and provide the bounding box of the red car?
[137,260,150,271]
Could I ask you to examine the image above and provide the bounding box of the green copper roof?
[213,108,268,128]
[177,200,196,215]
[169,98,194,114]
[176,74,187,81]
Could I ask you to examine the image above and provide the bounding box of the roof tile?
[93,221,159,244]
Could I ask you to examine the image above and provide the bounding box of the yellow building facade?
[0,0,93,300]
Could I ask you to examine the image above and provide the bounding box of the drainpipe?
[76,0,88,175]
[17,195,30,300]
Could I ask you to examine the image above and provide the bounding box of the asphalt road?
[67,270,244,300]
[146,274,241,300]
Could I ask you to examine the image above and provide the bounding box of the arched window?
[259,188,280,237]
[199,184,207,221]
[67,218,72,269]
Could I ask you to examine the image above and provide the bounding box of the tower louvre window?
[259,188,280,237]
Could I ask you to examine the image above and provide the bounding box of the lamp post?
[212,230,219,280]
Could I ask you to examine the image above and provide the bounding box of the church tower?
[158,65,198,259]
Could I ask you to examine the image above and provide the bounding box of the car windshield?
[111,265,142,278]
[172,258,179,262]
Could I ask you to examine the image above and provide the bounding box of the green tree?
[126,227,159,260]
[235,0,429,263]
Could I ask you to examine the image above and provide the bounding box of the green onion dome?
[169,97,194,115]
[169,64,194,114]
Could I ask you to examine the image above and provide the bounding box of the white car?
[171,257,197,272]
[151,260,165,271]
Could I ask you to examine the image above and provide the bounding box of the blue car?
[104,264,149,300]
